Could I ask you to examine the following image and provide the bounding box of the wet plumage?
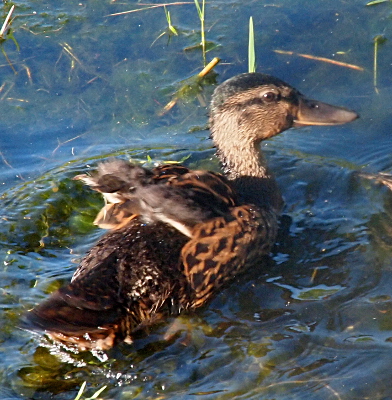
[23,73,358,350]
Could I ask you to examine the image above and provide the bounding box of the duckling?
[23,73,358,350]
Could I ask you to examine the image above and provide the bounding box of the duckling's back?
[23,160,277,350]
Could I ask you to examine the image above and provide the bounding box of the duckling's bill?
[294,96,359,126]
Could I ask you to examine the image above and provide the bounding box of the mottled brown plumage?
[23,73,358,350]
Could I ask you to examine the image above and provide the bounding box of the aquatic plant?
[194,0,206,65]
[248,16,256,73]
[0,5,19,73]
[73,382,107,400]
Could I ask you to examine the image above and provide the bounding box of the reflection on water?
[1,0,392,399]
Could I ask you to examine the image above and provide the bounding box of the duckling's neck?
[216,140,267,179]
[212,123,283,212]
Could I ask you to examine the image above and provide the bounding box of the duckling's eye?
[262,92,278,102]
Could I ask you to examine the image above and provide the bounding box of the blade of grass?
[74,382,87,400]
[366,0,389,5]
[194,0,206,65]
[373,35,386,94]
[73,382,107,400]
[0,4,14,37]
[88,385,107,399]
[248,16,256,73]
[0,5,18,73]
[164,5,178,36]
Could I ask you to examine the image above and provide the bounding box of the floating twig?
[0,150,13,169]
[52,133,86,156]
[198,56,220,77]
[160,57,220,115]
[60,42,83,66]
[274,49,364,71]
[107,2,194,17]
[0,81,14,101]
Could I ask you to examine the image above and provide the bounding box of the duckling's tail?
[21,251,127,351]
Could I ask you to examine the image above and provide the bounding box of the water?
[1,0,392,398]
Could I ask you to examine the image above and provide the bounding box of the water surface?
[1,0,392,399]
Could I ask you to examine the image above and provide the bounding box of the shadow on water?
[1,0,392,399]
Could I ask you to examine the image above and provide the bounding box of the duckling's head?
[210,72,358,144]
[209,73,358,181]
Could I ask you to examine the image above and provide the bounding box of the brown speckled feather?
[182,205,277,307]
[27,220,189,350]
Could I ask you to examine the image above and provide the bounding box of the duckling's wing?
[182,205,277,307]
[143,170,238,237]
[79,160,240,237]
[119,171,238,238]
